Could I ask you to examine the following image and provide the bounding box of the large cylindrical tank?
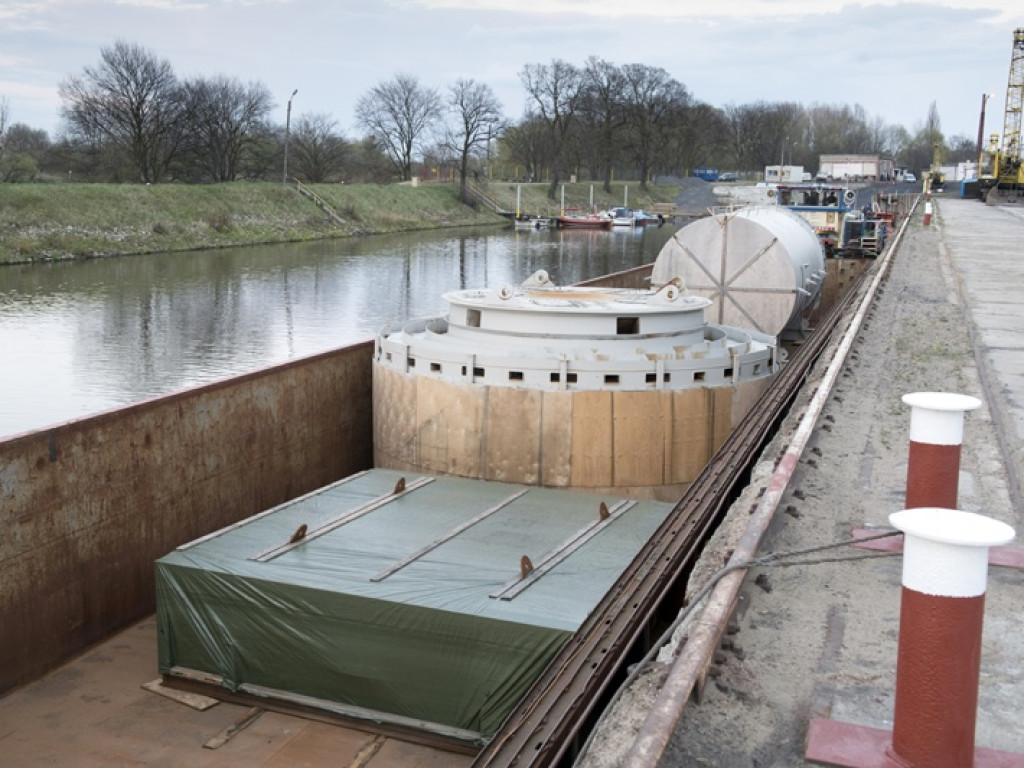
[651,206,826,338]
[373,272,779,501]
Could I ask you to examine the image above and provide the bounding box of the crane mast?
[999,28,1024,183]
[979,28,1024,198]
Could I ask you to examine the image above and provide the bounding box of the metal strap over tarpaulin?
[251,475,435,562]
[490,499,637,601]
[370,488,530,582]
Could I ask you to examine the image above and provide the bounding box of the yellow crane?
[979,27,1024,199]
[927,141,945,192]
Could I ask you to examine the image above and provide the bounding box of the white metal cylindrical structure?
[902,392,981,510]
[373,272,779,499]
[888,507,1015,768]
[651,206,826,337]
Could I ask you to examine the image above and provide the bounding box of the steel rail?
[473,265,871,768]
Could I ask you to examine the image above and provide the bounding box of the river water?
[0,223,678,439]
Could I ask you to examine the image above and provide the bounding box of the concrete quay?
[581,196,1024,767]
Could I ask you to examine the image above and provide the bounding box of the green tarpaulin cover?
[156,469,671,740]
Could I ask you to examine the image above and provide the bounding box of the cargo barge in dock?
[0,196,915,766]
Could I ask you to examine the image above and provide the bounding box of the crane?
[927,140,945,192]
[979,28,1024,200]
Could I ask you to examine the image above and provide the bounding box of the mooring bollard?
[902,391,981,509]
[807,507,1019,767]
[887,507,1015,767]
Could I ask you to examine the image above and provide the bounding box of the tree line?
[0,40,980,196]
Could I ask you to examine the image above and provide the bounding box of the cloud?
[111,0,209,8]
[397,0,1018,22]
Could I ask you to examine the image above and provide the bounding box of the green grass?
[0,180,681,264]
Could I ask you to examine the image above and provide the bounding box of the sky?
[1,0,1021,148]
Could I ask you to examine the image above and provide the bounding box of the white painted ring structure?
[890,507,1016,597]
[375,273,780,392]
[902,391,982,446]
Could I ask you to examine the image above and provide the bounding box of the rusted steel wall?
[807,258,873,328]
[0,342,374,695]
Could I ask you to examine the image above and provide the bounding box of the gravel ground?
[578,201,1024,767]
[671,177,725,212]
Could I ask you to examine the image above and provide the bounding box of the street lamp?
[283,88,298,185]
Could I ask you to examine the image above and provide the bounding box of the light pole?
[283,88,298,185]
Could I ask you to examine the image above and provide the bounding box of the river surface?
[0,223,678,439]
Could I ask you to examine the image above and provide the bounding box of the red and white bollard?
[853,392,980,554]
[808,507,1019,767]
[903,391,981,509]
[923,191,933,226]
[887,507,1015,767]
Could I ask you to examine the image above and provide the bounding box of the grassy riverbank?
[0,180,682,264]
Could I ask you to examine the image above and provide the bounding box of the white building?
[764,165,807,183]
[817,155,895,181]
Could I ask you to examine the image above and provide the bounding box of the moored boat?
[605,206,664,227]
[556,213,612,229]
[631,209,664,226]
[513,216,553,230]
[608,206,636,227]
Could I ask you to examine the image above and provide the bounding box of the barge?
[0,196,917,764]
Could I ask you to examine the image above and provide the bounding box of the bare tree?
[724,101,806,171]
[520,59,585,199]
[0,96,9,166]
[59,40,185,183]
[660,101,729,177]
[579,57,628,192]
[445,79,503,203]
[350,135,398,183]
[947,133,979,163]
[291,113,350,182]
[355,74,441,181]
[498,116,548,181]
[182,75,273,182]
[901,102,945,174]
[621,64,689,189]
[1,123,50,182]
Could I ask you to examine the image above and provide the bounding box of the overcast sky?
[1,0,1020,149]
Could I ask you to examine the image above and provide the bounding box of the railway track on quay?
[474,251,899,768]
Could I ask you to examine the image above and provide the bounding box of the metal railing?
[293,180,346,226]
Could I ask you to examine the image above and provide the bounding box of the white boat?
[514,216,552,230]
[608,206,636,227]
[606,207,663,227]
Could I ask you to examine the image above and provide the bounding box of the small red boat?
[556,214,612,230]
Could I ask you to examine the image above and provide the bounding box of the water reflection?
[0,223,677,437]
